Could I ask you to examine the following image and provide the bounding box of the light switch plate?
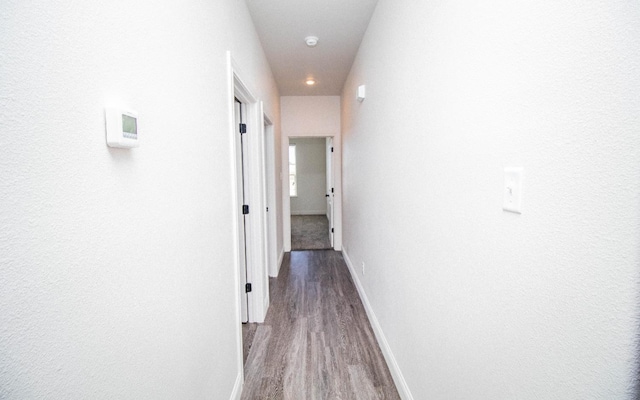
[503,167,523,214]
[357,85,366,102]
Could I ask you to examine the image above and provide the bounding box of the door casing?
[326,137,334,247]
[283,135,340,252]
[227,52,270,328]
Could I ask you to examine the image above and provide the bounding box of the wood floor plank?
[243,325,272,397]
[242,323,259,365]
[348,364,381,400]
[241,250,400,400]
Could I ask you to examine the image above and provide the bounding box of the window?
[289,144,297,197]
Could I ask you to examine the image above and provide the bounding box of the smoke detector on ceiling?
[305,36,319,47]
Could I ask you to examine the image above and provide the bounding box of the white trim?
[228,52,269,324]
[262,110,279,279]
[251,101,268,322]
[283,135,342,252]
[276,249,284,277]
[226,51,245,388]
[229,372,243,400]
[342,249,414,400]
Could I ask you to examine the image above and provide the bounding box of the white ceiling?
[245,0,379,96]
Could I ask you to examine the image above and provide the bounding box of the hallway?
[241,250,400,399]
[2,1,638,399]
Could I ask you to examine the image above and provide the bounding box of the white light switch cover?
[503,167,523,214]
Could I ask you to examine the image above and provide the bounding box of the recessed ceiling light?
[305,36,319,47]
[306,79,316,86]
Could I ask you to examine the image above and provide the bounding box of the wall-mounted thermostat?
[105,107,139,148]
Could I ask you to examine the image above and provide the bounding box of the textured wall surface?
[0,0,280,398]
[290,138,327,215]
[341,0,640,398]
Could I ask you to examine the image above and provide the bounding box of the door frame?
[283,135,341,252]
[326,137,334,247]
[233,98,249,323]
[227,52,270,329]
[261,114,279,278]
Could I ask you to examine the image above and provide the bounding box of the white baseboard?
[229,371,243,400]
[342,249,414,400]
[291,211,327,216]
[273,248,284,277]
[263,293,270,317]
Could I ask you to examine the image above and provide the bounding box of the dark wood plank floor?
[243,322,258,365]
[241,250,400,400]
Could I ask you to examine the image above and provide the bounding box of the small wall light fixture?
[357,85,366,102]
[306,78,316,86]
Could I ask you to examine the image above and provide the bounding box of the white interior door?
[234,98,249,323]
[326,138,334,247]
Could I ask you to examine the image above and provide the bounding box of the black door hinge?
[331,147,334,152]
[331,228,334,233]
[266,206,269,212]
[331,188,334,193]
[242,205,249,215]
[245,283,252,293]
[239,123,247,134]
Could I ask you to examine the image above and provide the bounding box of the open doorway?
[288,137,334,250]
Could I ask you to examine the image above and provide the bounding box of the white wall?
[290,138,327,215]
[281,96,341,135]
[341,1,640,399]
[281,96,342,250]
[0,1,280,399]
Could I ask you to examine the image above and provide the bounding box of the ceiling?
[245,0,379,96]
